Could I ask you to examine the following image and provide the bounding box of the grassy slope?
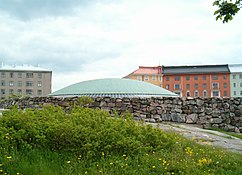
[0,105,241,175]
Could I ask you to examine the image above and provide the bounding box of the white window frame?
[203,90,207,97]
[37,81,42,87]
[152,75,156,81]
[137,76,142,81]
[9,81,14,87]
[174,84,180,90]
[212,82,219,89]
[186,91,190,97]
[212,91,220,97]
[194,90,199,97]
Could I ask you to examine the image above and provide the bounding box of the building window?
[26,72,33,78]
[223,75,227,79]
[137,76,142,81]
[194,76,198,80]
[9,89,14,95]
[38,73,42,79]
[212,75,218,80]
[240,74,242,79]
[194,90,199,97]
[186,91,190,97]
[240,82,242,87]
[194,83,198,89]
[203,90,207,97]
[1,81,5,86]
[152,75,156,81]
[203,83,207,89]
[38,90,42,96]
[18,72,22,78]
[223,83,227,88]
[212,91,220,97]
[234,91,236,96]
[233,83,236,87]
[175,76,180,81]
[224,91,227,97]
[26,81,33,87]
[240,91,242,95]
[212,82,219,89]
[166,84,169,89]
[166,77,170,81]
[26,89,33,95]
[159,76,162,81]
[10,72,14,78]
[202,75,206,80]
[186,84,190,89]
[144,75,149,81]
[17,89,22,95]
[186,76,190,81]
[233,74,236,79]
[18,81,22,87]
[1,72,6,78]
[37,81,42,87]
[174,84,180,90]
[9,81,14,87]
[1,89,5,95]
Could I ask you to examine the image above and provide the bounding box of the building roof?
[126,66,162,76]
[49,78,178,98]
[163,64,230,75]
[228,64,242,73]
[0,64,51,72]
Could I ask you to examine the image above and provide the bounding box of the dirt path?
[148,122,242,154]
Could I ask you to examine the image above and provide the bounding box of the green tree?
[213,0,241,23]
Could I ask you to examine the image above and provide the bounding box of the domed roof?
[49,78,177,98]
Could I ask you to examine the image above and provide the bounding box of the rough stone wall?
[0,96,242,133]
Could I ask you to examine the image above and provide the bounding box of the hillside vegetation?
[0,105,241,175]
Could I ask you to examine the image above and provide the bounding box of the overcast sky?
[0,0,241,91]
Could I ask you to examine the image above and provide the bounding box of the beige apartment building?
[0,64,52,99]
[124,66,163,87]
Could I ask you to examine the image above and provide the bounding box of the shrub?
[0,105,175,158]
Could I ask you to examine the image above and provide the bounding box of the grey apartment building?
[0,64,52,99]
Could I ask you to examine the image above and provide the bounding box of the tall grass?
[0,105,241,175]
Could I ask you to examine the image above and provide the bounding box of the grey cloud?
[0,35,124,73]
[0,0,115,20]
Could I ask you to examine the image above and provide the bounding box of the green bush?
[0,105,175,157]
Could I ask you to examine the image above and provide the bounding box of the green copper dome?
[49,78,177,98]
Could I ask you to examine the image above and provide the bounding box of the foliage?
[213,0,241,23]
[78,96,94,106]
[0,106,241,174]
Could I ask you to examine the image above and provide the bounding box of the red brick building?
[163,65,230,97]
[125,64,231,97]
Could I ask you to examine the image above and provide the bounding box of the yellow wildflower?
[185,147,193,157]
[198,158,212,166]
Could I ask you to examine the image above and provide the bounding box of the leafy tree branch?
[213,0,241,23]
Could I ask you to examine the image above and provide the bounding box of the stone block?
[224,125,235,132]
[162,114,171,121]
[186,114,198,124]
[209,118,223,124]
[171,113,186,123]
